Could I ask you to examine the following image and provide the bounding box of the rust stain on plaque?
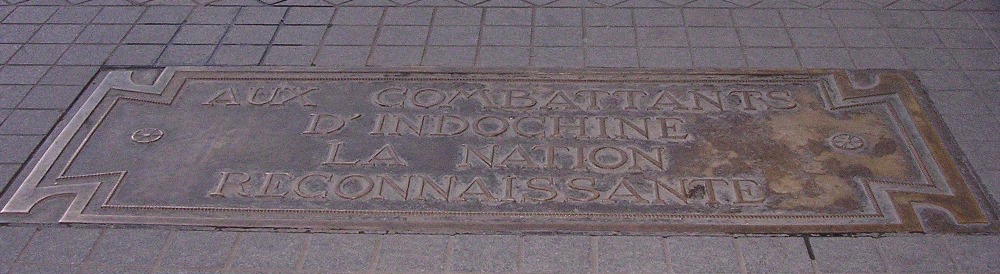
[0,68,993,234]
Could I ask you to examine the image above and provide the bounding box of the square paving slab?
[0,68,994,234]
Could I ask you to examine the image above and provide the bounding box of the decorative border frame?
[0,67,992,233]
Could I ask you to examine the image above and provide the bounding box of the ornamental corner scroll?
[0,68,993,234]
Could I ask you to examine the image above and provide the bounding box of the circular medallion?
[830,133,864,151]
[131,128,164,143]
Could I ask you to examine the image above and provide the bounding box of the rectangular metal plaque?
[2,68,994,233]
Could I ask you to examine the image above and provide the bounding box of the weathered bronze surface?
[1,68,993,233]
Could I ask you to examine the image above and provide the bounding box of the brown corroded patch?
[0,68,992,234]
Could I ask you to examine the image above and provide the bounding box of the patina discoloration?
[0,68,991,234]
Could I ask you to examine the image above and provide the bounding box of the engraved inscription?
[1,69,990,234]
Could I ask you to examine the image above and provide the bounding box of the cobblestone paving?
[0,0,998,273]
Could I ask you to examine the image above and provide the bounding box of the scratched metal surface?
[0,68,992,234]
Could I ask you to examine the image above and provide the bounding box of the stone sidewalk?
[1,0,999,273]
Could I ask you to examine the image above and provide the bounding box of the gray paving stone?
[0,66,49,85]
[899,48,961,70]
[928,90,992,115]
[0,44,19,64]
[639,47,690,68]
[811,237,886,273]
[0,227,36,263]
[485,8,530,26]
[0,134,43,163]
[450,235,519,272]
[839,28,894,48]
[0,109,60,134]
[684,8,733,27]
[158,45,214,65]
[829,9,881,27]
[19,227,100,265]
[375,234,448,273]
[0,110,9,128]
[481,26,530,46]
[739,27,792,47]
[587,47,638,67]
[284,7,334,25]
[223,25,278,45]
[8,44,68,65]
[634,8,682,26]
[234,7,287,25]
[17,85,80,109]
[536,8,581,27]
[585,8,632,27]
[733,9,783,27]
[879,236,958,273]
[0,85,31,108]
[47,6,99,24]
[636,27,686,47]
[534,27,582,47]
[273,25,327,45]
[585,27,635,47]
[7,263,78,273]
[75,24,132,44]
[666,237,741,273]
[138,6,192,24]
[434,7,481,26]
[186,6,239,24]
[594,236,667,273]
[788,28,842,47]
[941,114,1000,142]
[745,47,800,68]
[159,231,238,268]
[924,10,979,29]
[376,26,430,46]
[331,7,383,25]
[477,46,529,67]
[691,47,746,68]
[951,49,1000,70]
[38,66,97,85]
[938,28,996,49]
[916,71,973,93]
[315,46,369,67]
[533,46,584,67]
[966,72,1000,92]
[781,9,834,28]
[889,29,944,48]
[383,7,432,25]
[423,46,475,66]
[106,45,165,66]
[300,234,375,272]
[523,235,590,273]
[210,45,267,66]
[87,229,170,266]
[850,48,906,69]
[173,25,228,45]
[0,24,41,44]
[123,25,180,44]
[91,7,144,24]
[3,6,57,23]
[687,27,740,47]
[876,10,930,28]
[28,24,84,44]
[230,232,303,270]
[262,45,317,65]
[324,25,378,45]
[428,26,479,46]
[369,46,422,66]
[735,237,811,273]
[79,265,151,274]
[945,235,1000,273]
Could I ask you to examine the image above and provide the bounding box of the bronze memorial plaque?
[1,68,994,233]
